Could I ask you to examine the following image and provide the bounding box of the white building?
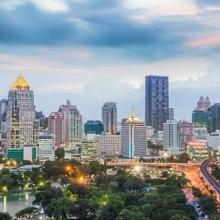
[146,126,154,140]
[207,130,220,152]
[194,127,207,140]
[97,134,121,159]
[38,133,55,161]
[121,109,146,159]
[163,120,182,155]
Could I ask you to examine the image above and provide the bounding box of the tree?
[55,148,65,159]
[200,196,217,215]
[170,213,191,220]
[210,212,220,220]
[0,213,12,220]
[16,207,39,219]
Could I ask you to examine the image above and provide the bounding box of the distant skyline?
[1,0,220,121]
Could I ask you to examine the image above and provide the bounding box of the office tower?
[208,103,220,133]
[102,102,117,134]
[97,134,121,159]
[6,74,36,148]
[38,133,55,161]
[48,112,63,147]
[163,120,182,155]
[80,139,98,162]
[145,75,169,131]
[192,96,211,126]
[60,101,82,146]
[0,99,7,132]
[169,108,174,120]
[179,121,195,146]
[84,120,104,135]
[121,109,146,158]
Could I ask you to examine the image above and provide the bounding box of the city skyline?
[1,1,220,121]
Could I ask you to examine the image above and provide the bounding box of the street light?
[134,165,141,173]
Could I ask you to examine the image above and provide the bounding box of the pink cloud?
[187,34,220,47]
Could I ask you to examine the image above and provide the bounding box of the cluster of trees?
[192,187,219,219]
[13,166,196,220]
[211,164,220,182]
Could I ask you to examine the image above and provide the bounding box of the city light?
[134,165,141,173]
[2,186,8,193]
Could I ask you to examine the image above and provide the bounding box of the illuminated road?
[200,157,220,202]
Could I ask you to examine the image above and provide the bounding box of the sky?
[0,0,220,121]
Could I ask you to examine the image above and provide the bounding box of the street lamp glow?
[134,165,141,173]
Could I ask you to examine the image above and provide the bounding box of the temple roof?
[12,74,30,91]
[126,107,144,125]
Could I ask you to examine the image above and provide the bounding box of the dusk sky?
[0,0,220,121]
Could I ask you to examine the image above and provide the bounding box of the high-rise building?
[121,109,146,158]
[192,96,211,126]
[163,120,182,155]
[38,133,55,161]
[145,75,169,131]
[194,127,207,140]
[97,134,121,159]
[179,121,195,147]
[0,99,7,132]
[169,108,174,120]
[84,120,104,135]
[208,103,220,133]
[60,101,82,146]
[48,112,63,147]
[102,102,117,134]
[6,74,36,148]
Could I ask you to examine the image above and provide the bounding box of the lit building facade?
[6,74,36,148]
[179,121,195,147]
[97,134,121,159]
[186,140,211,162]
[102,102,117,134]
[121,110,146,158]
[145,75,169,131]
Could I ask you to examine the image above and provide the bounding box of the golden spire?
[131,106,136,118]
[12,73,30,91]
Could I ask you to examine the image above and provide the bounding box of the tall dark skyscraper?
[208,103,220,133]
[145,75,169,131]
[102,102,117,134]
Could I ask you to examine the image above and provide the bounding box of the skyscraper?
[208,103,220,133]
[163,120,182,155]
[84,120,104,135]
[0,99,8,132]
[60,101,82,146]
[192,96,211,126]
[48,112,63,147]
[6,74,36,147]
[102,102,117,134]
[121,109,146,158]
[145,75,169,131]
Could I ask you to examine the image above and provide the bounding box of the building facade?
[60,101,82,147]
[208,103,220,133]
[0,99,7,132]
[38,133,55,161]
[97,134,121,159]
[186,140,211,162]
[48,112,63,147]
[102,102,117,134]
[163,120,182,155]
[145,75,169,131]
[121,110,146,158]
[6,74,36,148]
[84,120,104,135]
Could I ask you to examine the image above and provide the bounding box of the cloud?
[187,34,220,47]
[0,0,69,12]
[39,83,86,94]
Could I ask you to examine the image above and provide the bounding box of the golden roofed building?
[126,107,144,125]
[11,74,30,91]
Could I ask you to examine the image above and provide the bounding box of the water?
[0,192,35,217]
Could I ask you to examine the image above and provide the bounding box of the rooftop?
[11,73,30,91]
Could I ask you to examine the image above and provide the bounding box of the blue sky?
[0,0,220,121]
